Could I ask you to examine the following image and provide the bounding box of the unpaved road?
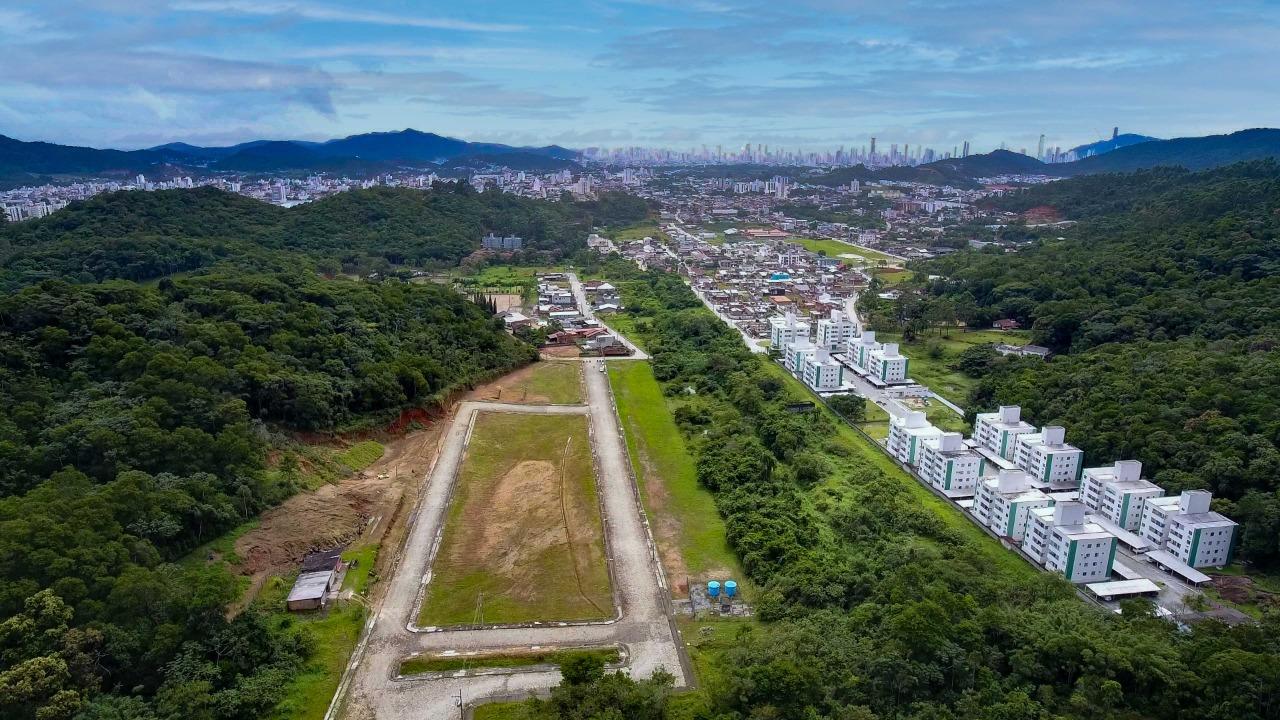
[336,364,686,719]
[567,272,650,359]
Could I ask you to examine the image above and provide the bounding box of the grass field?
[482,361,582,405]
[418,412,611,626]
[335,440,384,471]
[400,647,620,675]
[607,221,663,242]
[879,328,1029,406]
[608,362,743,595]
[267,543,379,720]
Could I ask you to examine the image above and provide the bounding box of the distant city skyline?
[1,1,1278,152]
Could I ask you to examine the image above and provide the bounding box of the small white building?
[973,405,1037,460]
[1139,491,1237,568]
[1079,460,1165,532]
[867,342,910,383]
[918,432,985,496]
[770,312,811,349]
[973,469,1052,540]
[1013,426,1084,489]
[887,411,941,467]
[799,348,844,391]
[816,309,858,352]
[1025,501,1118,583]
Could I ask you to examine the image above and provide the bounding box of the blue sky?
[1,1,1278,152]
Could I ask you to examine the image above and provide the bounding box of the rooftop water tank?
[707,581,721,598]
[724,580,738,598]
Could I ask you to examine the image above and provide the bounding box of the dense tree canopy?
[547,269,1280,720]
[913,161,1280,566]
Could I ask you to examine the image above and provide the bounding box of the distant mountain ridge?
[1068,133,1158,159]
[0,128,581,186]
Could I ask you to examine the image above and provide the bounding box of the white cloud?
[171,0,527,32]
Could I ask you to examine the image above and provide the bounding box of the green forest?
[0,184,649,719]
[498,267,1280,720]
[0,184,647,291]
[908,161,1280,567]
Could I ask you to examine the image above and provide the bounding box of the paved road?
[566,272,650,359]
[335,367,684,720]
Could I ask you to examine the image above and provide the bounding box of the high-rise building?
[962,141,970,158]
[1037,134,1045,160]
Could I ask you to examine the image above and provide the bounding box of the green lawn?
[400,647,620,675]
[607,221,663,242]
[521,361,583,404]
[418,412,612,626]
[877,328,1030,406]
[267,543,379,720]
[608,362,744,594]
[334,440,384,471]
[598,313,649,352]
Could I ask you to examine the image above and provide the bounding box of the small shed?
[286,549,346,611]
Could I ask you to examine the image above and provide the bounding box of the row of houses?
[885,404,1238,585]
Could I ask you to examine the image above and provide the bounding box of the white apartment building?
[1014,426,1084,489]
[799,348,844,391]
[783,339,817,374]
[887,411,941,467]
[918,432,985,496]
[770,312,810,349]
[867,342,910,383]
[1079,460,1165,532]
[845,331,879,370]
[816,310,857,352]
[1025,502,1118,583]
[973,405,1037,460]
[1139,491,1237,568]
[973,469,1052,540]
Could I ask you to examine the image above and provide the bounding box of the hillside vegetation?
[918,161,1280,565]
[0,185,632,719]
[506,263,1280,720]
[0,184,647,291]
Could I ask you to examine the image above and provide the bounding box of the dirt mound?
[230,423,444,602]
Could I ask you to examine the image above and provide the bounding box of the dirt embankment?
[231,418,447,604]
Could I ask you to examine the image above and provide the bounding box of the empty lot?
[417,411,612,626]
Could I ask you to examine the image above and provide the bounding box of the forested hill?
[917,160,1280,565]
[0,184,648,290]
[0,272,536,719]
[0,184,650,718]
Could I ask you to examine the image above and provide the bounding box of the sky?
[1,1,1278,153]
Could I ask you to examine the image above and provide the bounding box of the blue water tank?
[707,581,721,598]
[724,580,738,598]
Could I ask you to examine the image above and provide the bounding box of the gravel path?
[334,367,686,719]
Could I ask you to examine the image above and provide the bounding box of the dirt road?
[335,365,686,719]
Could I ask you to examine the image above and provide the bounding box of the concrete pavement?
[333,365,685,720]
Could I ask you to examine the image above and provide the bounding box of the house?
[992,318,1022,331]
[286,549,345,611]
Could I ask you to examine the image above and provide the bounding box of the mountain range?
[4,127,1280,190]
[1067,132,1158,159]
[0,129,579,186]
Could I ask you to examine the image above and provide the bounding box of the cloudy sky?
[1,1,1278,152]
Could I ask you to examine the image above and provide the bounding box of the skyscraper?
[962,141,970,158]
[1037,134,1045,160]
